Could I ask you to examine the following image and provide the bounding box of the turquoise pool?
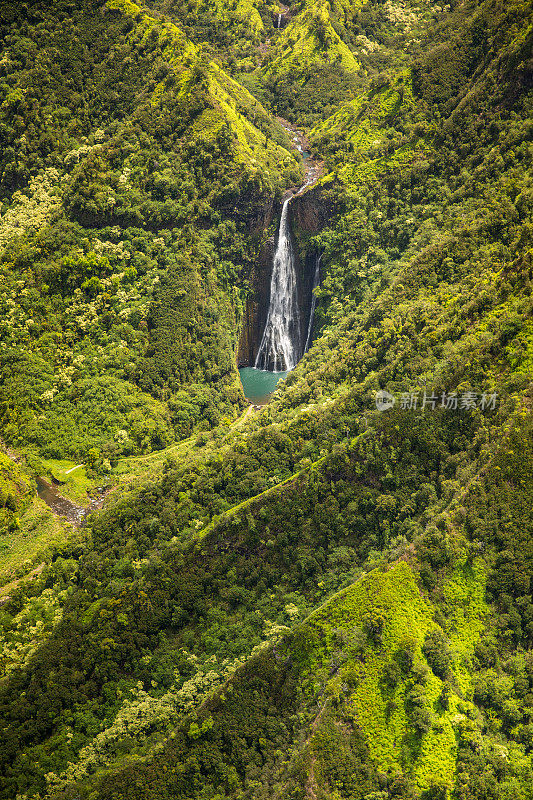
[239,367,288,405]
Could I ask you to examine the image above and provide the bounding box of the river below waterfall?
[36,477,109,525]
[36,477,86,524]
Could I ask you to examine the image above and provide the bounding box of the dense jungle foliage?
[0,0,300,464]
[0,0,532,798]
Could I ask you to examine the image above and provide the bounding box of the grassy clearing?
[298,562,485,790]
[0,496,74,589]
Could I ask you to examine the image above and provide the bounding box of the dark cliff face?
[291,184,339,353]
[237,184,337,367]
[237,233,276,366]
[236,191,277,367]
[237,191,276,237]
[290,184,338,233]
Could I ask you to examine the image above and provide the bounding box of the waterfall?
[276,13,281,28]
[304,252,322,353]
[255,198,300,372]
[254,126,320,373]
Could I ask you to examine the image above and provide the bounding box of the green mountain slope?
[0,0,300,465]
[0,0,532,798]
[54,563,477,798]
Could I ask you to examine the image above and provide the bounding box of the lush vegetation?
[0,0,300,464]
[0,0,532,798]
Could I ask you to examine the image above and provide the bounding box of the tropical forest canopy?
[0,0,532,798]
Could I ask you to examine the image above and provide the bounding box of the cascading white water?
[304,252,322,353]
[276,13,281,28]
[255,198,301,372]
[254,125,319,373]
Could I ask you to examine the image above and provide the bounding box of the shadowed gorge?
[0,0,532,798]
[237,124,327,369]
[254,152,323,371]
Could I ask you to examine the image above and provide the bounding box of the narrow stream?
[304,252,322,353]
[36,477,86,524]
[36,477,107,525]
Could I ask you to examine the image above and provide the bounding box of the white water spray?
[255,127,319,372]
[255,198,300,371]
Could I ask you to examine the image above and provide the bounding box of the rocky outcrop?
[290,183,337,234]
[291,184,338,354]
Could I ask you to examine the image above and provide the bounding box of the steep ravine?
[237,122,331,367]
